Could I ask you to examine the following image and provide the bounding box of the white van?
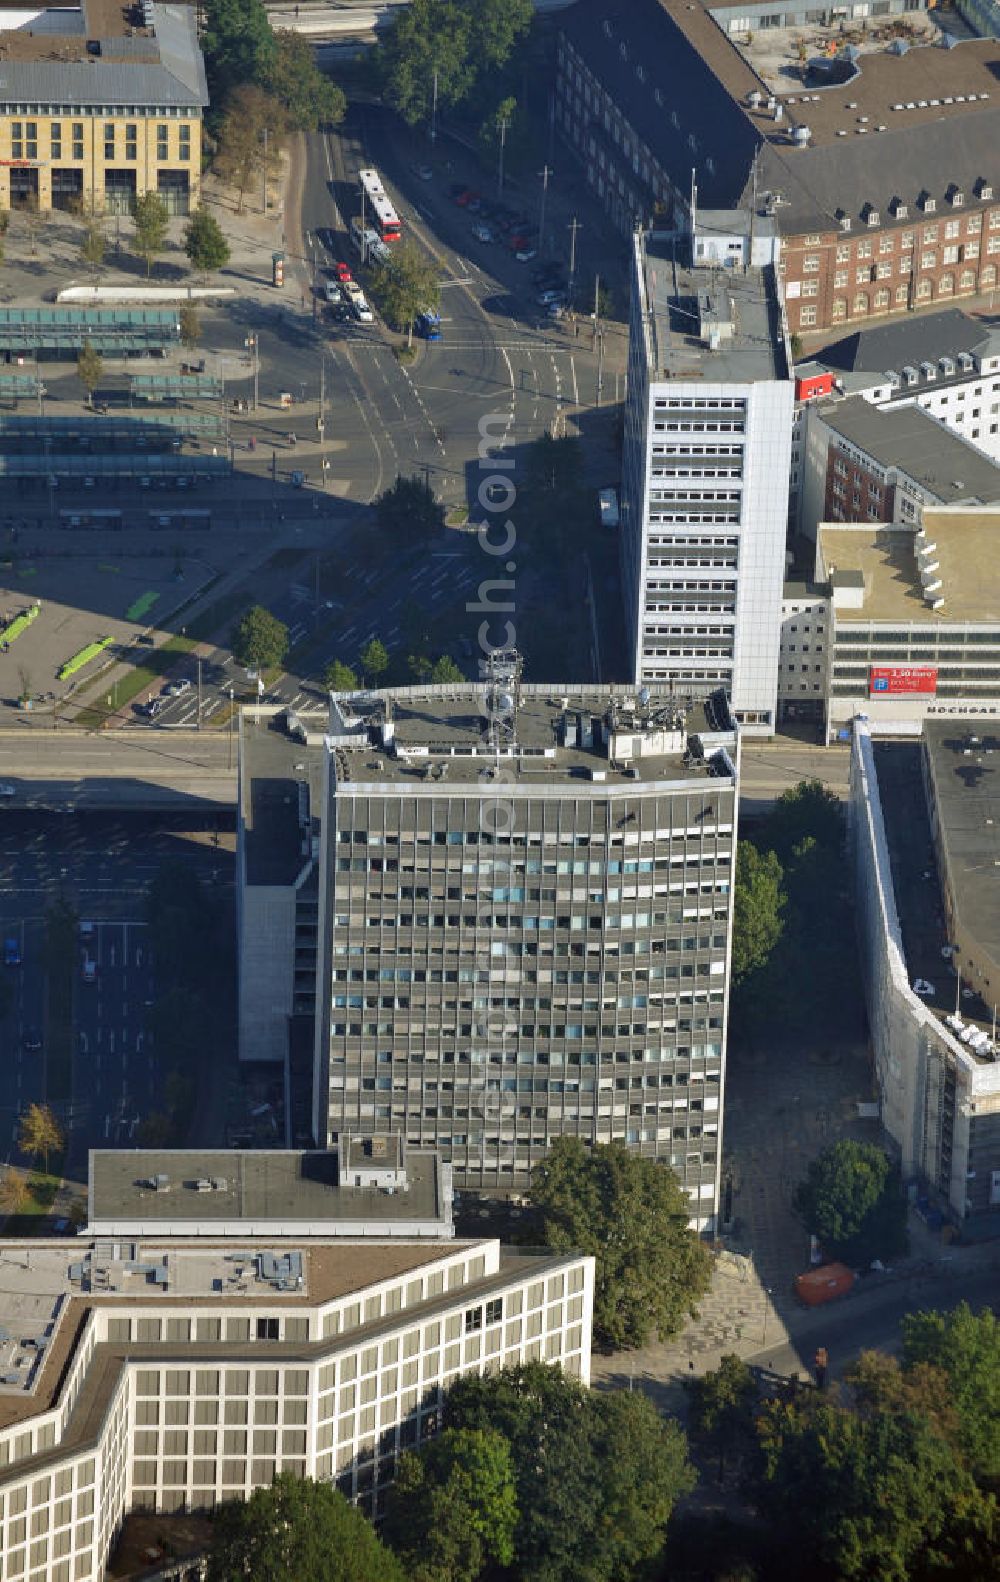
[599,488,620,530]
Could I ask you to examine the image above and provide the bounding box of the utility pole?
[567,216,581,295]
[262,127,269,215]
[227,685,235,771]
[592,273,600,351]
[596,329,605,407]
[497,113,509,196]
[196,656,202,732]
[430,68,439,145]
[538,164,553,256]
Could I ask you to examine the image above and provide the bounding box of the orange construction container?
[794,1262,856,1307]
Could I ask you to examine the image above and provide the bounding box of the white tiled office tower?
[622,228,795,735]
[314,679,740,1223]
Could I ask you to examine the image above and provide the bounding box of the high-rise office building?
[312,667,740,1228]
[622,226,794,735]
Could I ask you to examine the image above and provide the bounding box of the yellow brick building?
[0,0,207,215]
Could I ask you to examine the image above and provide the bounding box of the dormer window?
[950,188,964,207]
[891,197,908,219]
[976,180,993,201]
[839,215,852,232]
[865,206,880,227]
[920,192,936,213]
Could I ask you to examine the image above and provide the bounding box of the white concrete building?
[850,719,1000,1224]
[0,1152,593,1582]
[622,226,794,735]
[312,680,739,1226]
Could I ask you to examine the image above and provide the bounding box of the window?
[157,123,168,161]
[800,306,817,326]
[72,121,83,160]
[803,254,820,272]
[104,122,115,160]
[832,297,847,319]
[943,245,959,265]
[834,269,848,288]
[50,120,61,159]
[852,293,868,314]
[835,243,850,262]
[179,123,191,161]
[125,122,137,161]
[856,240,872,258]
[464,1306,483,1333]
[10,122,22,159]
[256,1318,279,1341]
[24,121,36,159]
[485,1298,503,1325]
[921,251,937,269]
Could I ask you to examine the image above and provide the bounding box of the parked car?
[537,288,564,306]
[334,260,353,283]
[324,280,343,305]
[145,698,165,719]
[515,248,538,263]
[471,222,494,244]
[4,936,20,967]
[598,488,620,530]
[165,678,192,697]
[23,1029,41,1052]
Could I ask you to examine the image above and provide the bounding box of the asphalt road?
[73,920,155,1153]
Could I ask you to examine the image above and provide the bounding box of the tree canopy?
[378,0,532,126]
[206,1473,403,1582]
[270,31,346,129]
[528,1136,711,1350]
[688,1353,760,1482]
[374,244,441,344]
[901,1303,1000,1483]
[441,1362,694,1582]
[230,605,289,672]
[760,777,844,867]
[202,0,344,130]
[793,1139,908,1266]
[76,339,103,407]
[731,841,784,987]
[131,190,169,277]
[183,207,231,273]
[323,658,359,693]
[756,1396,984,1582]
[383,1427,517,1582]
[18,1104,63,1173]
[376,474,445,539]
[359,637,389,685]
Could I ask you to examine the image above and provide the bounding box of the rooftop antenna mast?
[482,648,523,764]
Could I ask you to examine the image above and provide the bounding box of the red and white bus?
[358,167,401,244]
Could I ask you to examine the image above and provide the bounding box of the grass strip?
[126,590,160,622]
[57,635,113,681]
[72,633,197,729]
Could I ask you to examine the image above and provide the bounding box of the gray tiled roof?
[0,5,207,107]
[816,309,991,375]
[820,395,1000,505]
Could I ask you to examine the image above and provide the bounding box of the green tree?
[756,1397,980,1582]
[383,1427,517,1582]
[201,0,276,107]
[80,218,106,276]
[230,604,289,672]
[359,637,389,685]
[375,243,441,346]
[206,1472,403,1582]
[179,305,200,349]
[689,1353,759,1482]
[377,0,531,125]
[445,1363,694,1582]
[431,654,465,684]
[18,1103,63,1174]
[76,339,103,408]
[529,1136,712,1350]
[901,1304,1000,1483]
[214,86,285,215]
[268,30,346,130]
[793,1139,908,1266]
[183,206,231,273]
[759,777,843,867]
[323,658,359,692]
[375,473,445,539]
[731,841,784,987]
[131,190,169,277]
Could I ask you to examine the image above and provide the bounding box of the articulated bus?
[358,167,401,244]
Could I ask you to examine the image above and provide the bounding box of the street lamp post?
[228,685,235,771]
[244,335,259,413]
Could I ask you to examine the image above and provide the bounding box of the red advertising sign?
[869,665,938,697]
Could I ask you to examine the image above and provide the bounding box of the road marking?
[570,355,579,407]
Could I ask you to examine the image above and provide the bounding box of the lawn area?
[73,632,198,729]
[1,1168,61,1235]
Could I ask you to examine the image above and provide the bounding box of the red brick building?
[556,0,1000,338]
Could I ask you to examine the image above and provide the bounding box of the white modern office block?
[622,227,794,735]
